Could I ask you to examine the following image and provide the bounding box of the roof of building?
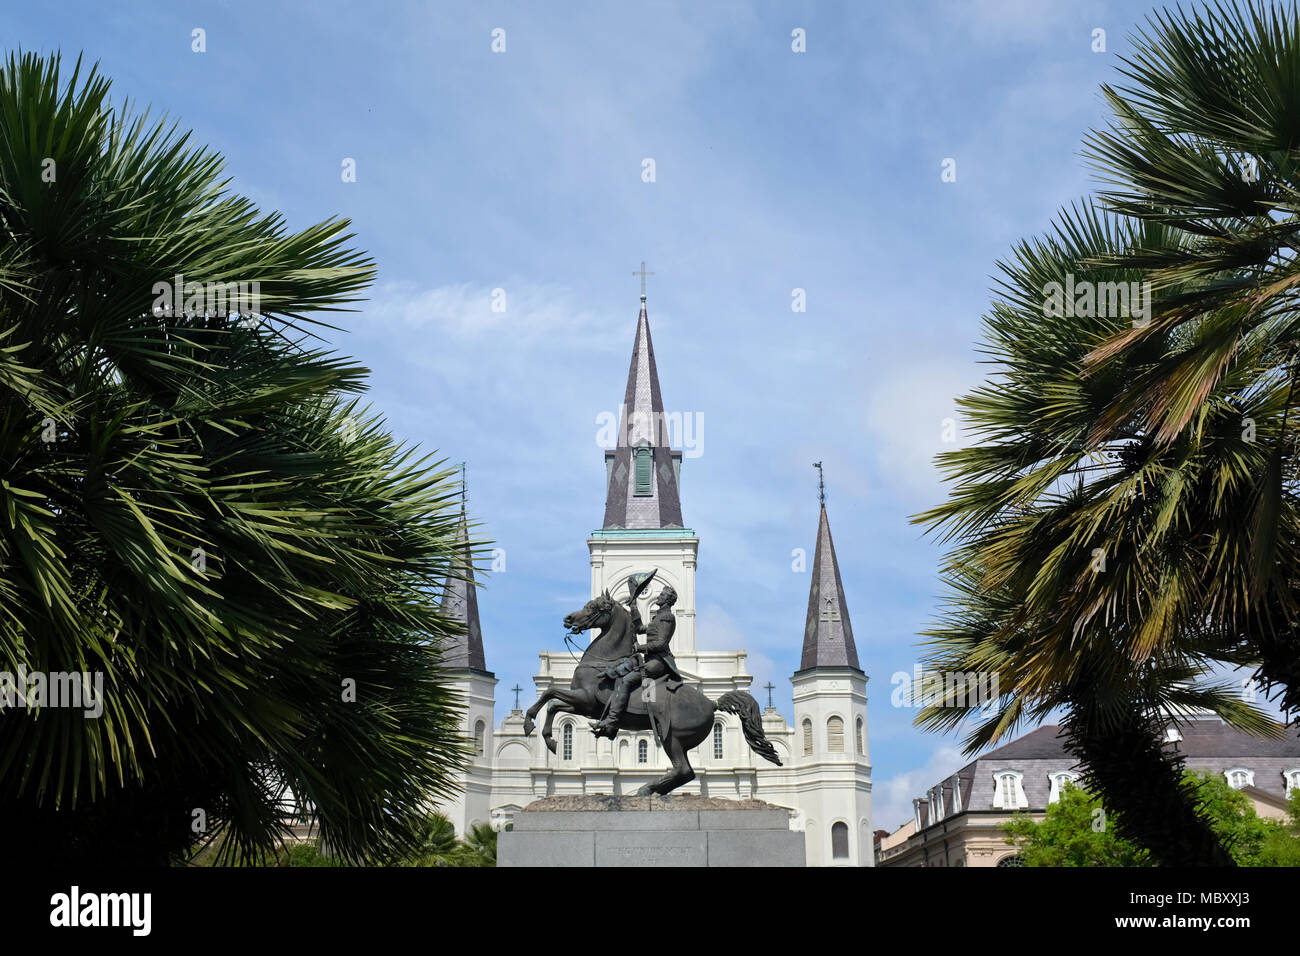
[898,719,1300,833]
[438,510,487,671]
[973,723,1069,761]
[601,296,685,530]
[799,504,860,671]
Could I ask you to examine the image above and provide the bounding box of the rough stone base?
[498,795,805,867]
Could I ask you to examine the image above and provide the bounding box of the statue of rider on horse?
[590,570,683,739]
[522,569,782,796]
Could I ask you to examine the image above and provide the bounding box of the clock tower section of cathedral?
[588,291,698,658]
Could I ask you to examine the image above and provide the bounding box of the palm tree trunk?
[1062,703,1234,867]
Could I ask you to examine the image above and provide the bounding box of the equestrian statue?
[522,570,782,796]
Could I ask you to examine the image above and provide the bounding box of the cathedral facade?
[439,293,873,866]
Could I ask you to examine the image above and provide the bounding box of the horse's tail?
[716,691,782,766]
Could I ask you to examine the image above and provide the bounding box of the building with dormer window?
[878,719,1300,867]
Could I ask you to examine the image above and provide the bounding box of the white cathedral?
[439,291,873,866]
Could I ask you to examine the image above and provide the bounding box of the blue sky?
[7,0,1204,829]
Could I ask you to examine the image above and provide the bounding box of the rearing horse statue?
[522,590,781,795]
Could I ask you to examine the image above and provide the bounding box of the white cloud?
[364,279,616,344]
[696,601,777,687]
[871,744,968,833]
[862,358,984,505]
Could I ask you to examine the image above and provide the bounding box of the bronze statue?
[591,577,682,738]
[523,574,782,796]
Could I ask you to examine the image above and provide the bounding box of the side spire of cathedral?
[439,467,487,671]
[801,465,860,671]
[601,278,685,530]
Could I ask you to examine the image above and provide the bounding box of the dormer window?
[1164,725,1182,743]
[634,446,653,496]
[1285,770,1300,796]
[1224,767,1254,790]
[1048,770,1081,804]
[992,770,1028,809]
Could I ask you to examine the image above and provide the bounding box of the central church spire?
[601,293,684,529]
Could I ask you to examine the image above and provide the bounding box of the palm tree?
[404,811,461,866]
[459,822,498,866]
[913,194,1285,864]
[0,52,474,865]
[1077,1,1300,718]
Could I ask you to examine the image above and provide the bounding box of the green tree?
[396,811,461,867]
[1258,790,1300,866]
[1185,771,1275,865]
[1005,774,1300,866]
[457,822,498,867]
[1004,783,1150,867]
[0,52,473,866]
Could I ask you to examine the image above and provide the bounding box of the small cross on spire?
[764,681,775,709]
[511,684,523,710]
[813,461,825,505]
[632,261,654,301]
[460,461,467,510]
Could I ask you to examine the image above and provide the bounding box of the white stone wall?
[587,532,698,652]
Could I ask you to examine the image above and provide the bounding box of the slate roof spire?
[601,293,685,529]
[800,479,860,670]
[439,498,487,671]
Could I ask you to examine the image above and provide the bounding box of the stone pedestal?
[497,795,805,867]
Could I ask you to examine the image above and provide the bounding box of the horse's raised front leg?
[523,688,559,737]
[541,701,575,755]
[537,686,600,753]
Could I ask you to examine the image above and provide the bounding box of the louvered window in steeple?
[828,716,845,752]
[634,447,652,496]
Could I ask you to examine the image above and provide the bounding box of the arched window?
[1224,767,1254,789]
[802,718,813,756]
[638,739,648,764]
[827,716,845,753]
[1048,770,1080,804]
[855,717,864,755]
[831,822,849,860]
[991,771,1027,809]
[713,722,724,760]
[619,740,629,767]
[562,723,573,761]
[474,720,486,757]
[996,854,1024,867]
[1285,769,1300,796]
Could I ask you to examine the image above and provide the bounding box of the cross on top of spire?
[813,461,825,505]
[632,261,654,301]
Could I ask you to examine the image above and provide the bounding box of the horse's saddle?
[626,675,683,715]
